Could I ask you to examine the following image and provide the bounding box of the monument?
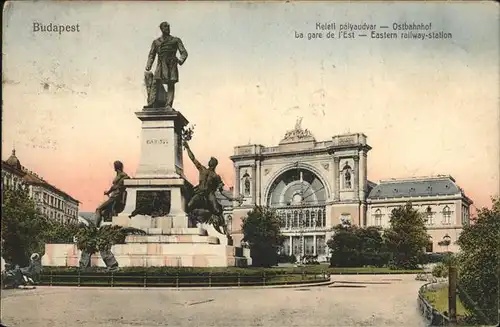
[42,22,251,268]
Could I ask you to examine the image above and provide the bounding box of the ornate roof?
[5,149,22,170]
[368,175,472,203]
[279,117,316,145]
[2,149,80,203]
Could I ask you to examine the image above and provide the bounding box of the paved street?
[1,274,426,327]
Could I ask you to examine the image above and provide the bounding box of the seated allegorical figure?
[95,161,129,226]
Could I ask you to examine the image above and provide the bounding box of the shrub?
[423,252,449,264]
[277,254,296,264]
[432,262,448,278]
[75,224,146,255]
[328,223,389,268]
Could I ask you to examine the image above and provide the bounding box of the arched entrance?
[266,167,328,261]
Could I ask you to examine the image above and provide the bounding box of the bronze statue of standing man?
[144,21,188,109]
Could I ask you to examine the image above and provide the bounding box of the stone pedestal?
[114,109,191,228]
[135,109,187,179]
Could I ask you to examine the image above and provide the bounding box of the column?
[289,235,293,256]
[359,152,367,200]
[301,236,305,258]
[353,155,360,200]
[256,161,261,205]
[334,157,340,201]
[313,234,317,255]
[252,164,257,205]
[234,164,240,197]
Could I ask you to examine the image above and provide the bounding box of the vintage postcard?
[1,1,499,327]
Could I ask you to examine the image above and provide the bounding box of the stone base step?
[112,214,208,235]
[136,228,208,236]
[107,255,248,267]
[126,234,219,244]
[42,243,252,267]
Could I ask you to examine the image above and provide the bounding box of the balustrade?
[276,205,327,230]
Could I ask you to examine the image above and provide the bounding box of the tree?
[1,186,49,266]
[383,202,430,269]
[328,222,389,267]
[357,225,389,267]
[43,219,80,244]
[456,197,499,325]
[241,206,285,267]
[328,222,362,267]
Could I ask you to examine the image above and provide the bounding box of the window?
[374,209,382,226]
[293,211,299,228]
[292,236,301,256]
[316,210,322,227]
[442,206,452,225]
[305,236,314,255]
[282,238,290,255]
[425,206,434,225]
[426,240,433,252]
[316,235,326,255]
[279,212,286,228]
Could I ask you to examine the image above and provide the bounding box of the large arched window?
[266,168,327,207]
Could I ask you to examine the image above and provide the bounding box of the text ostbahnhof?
[33,22,81,34]
[316,22,433,31]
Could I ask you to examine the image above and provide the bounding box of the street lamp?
[443,234,451,253]
[442,234,457,326]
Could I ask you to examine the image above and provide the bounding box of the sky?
[2,1,499,212]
